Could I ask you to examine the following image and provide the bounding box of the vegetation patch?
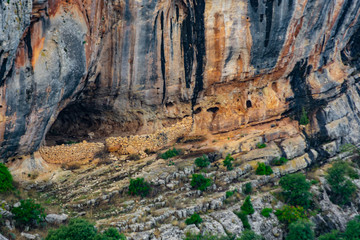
[271,157,288,166]
[255,162,273,175]
[11,199,46,228]
[160,148,181,159]
[194,155,210,168]
[242,182,252,195]
[299,107,310,126]
[0,163,13,193]
[190,174,212,191]
[260,208,273,218]
[279,173,311,209]
[185,213,203,225]
[235,211,251,229]
[274,205,308,225]
[286,219,314,240]
[241,196,255,215]
[223,154,234,171]
[128,178,151,197]
[256,142,266,149]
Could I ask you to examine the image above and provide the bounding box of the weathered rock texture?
[0,0,360,159]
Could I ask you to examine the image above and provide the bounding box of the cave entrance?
[45,103,103,146]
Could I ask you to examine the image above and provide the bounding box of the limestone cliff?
[1,0,360,159]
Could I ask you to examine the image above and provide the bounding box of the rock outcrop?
[0,0,360,161]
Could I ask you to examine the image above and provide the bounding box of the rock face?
[0,0,360,159]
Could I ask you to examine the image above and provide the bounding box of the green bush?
[344,215,360,240]
[242,182,252,195]
[286,219,314,240]
[46,218,126,240]
[235,211,251,229]
[271,157,289,166]
[256,142,266,149]
[255,162,273,175]
[223,154,234,171]
[128,178,151,197]
[241,196,255,215]
[279,173,311,209]
[326,161,357,205]
[185,213,203,225]
[238,230,263,240]
[183,232,232,240]
[194,155,210,168]
[0,163,13,193]
[11,199,45,227]
[318,230,341,240]
[260,208,273,218]
[226,190,236,199]
[160,148,181,159]
[190,174,212,191]
[299,107,310,126]
[275,205,308,225]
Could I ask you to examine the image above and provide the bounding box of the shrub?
[235,211,251,229]
[238,230,263,240]
[275,205,308,225]
[279,173,311,209]
[128,178,151,197]
[344,215,360,240]
[271,157,289,166]
[223,154,234,171]
[46,218,125,240]
[194,155,210,168]
[242,182,252,195]
[160,148,181,159]
[256,142,267,149]
[183,232,232,240]
[299,107,310,126]
[95,228,126,240]
[190,174,212,191]
[286,219,314,240]
[241,196,255,215]
[318,230,341,240]
[226,190,236,199]
[255,162,273,175]
[11,199,45,227]
[185,213,202,225]
[0,163,13,193]
[326,161,357,205]
[261,208,273,218]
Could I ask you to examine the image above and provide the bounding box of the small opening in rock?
[166,102,174,107]
[272,82,278,92]
[207,107,219,113]
[194,107,202,114]
[246,100,252,108]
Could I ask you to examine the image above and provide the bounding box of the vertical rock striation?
[0,0,360,159]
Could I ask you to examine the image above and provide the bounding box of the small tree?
[223,154,234,171]
[271,157,289,166]
[0,163,13,193]
[279,173,311,209]
[238,230,263,240]
[242,182,252,195]
[160,148,181,159]
[344,215,360,240]
[241,196,255,215]
[256,143,267,149]
[318,230,341,240]
[299,107,310,126]
[194,155,210,168]
[128,178,151,197]
[255,162,273,175]
[261,208,273,218]
[190,174,212,191]
[275,205,307,225]
[11,199,45,228]
[326,161,357,205]
[286,219,314,240]
[235,211,251,229]
[185,213,203,225]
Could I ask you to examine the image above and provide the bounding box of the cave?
[246,100,252,108]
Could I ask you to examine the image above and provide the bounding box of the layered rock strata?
[0,0,359,160]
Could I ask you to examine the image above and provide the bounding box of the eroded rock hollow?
[0,0,360,159]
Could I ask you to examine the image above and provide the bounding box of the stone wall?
[106,117,193,156]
